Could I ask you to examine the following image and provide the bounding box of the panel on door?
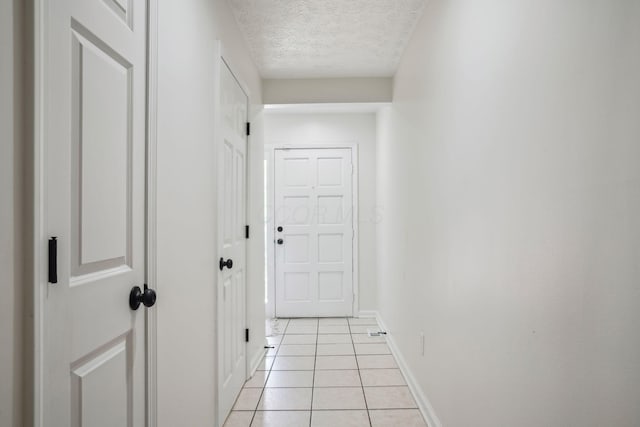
[274,148,354,317]
[218,59,249,425]
[42,0,148,425]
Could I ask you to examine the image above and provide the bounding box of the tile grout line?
[309,318,319,427]
[348,318,374,427]
[248,318,289,426]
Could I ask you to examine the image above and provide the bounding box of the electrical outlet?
[419,332,425,356]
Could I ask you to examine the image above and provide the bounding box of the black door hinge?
[48,237,58,284]
[245,328,249,342]
[246,122,250,136]
[245,225,250,239]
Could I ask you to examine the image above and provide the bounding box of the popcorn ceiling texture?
[227,0,427,79]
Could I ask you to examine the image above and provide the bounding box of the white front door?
[217,59,248,424]
[41,0,148,425]
[274,148,354,317]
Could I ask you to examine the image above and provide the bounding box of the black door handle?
[129,284,157,310]
[219,257,233,270]
[277,239,284,245]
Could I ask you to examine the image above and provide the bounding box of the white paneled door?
[41,0,148,425]
[217,59,248,424]
[274,148,354,317]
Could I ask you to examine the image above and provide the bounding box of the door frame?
[32,0,159,425]
[214,42,252,427]
[265,144,360,319]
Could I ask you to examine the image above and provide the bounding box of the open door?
[38,0,150,424]
[217,58,249,425]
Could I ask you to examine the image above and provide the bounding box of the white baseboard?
[375,312,443,427]
[357,310,378,318]
[248,343,267,378]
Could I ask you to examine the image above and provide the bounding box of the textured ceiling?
[227,0,428,79]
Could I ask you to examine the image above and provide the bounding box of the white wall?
[265,113,378,315]
[377,1,640,426]
[156,0,263,425]
[263,78,392,104]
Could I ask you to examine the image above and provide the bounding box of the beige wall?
[155,0,263,424]
[377,1,640,426]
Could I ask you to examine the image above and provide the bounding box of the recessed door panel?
[284,272,312,302]
[285,234,310,263]
[284,158,311,187]
[317,196,343,225]
[318,272,344,302]
[317,157,343,187]
[318,234,343,263]
[71,336,130,427]
[71,27,132,276]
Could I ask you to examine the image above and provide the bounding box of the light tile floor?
[223,317,428,427]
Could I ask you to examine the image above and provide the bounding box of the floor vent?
[367,330,387,337]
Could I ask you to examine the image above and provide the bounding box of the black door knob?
[219,257,233,270]
[129,284,157,310]
[277,239,284,245]
[277,226,283,232]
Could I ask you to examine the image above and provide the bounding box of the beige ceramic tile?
[314,369,361,387]
[316,343,354,356]
[348,318,379,325]
[369,409,427,427]
[265,345,278,356]
[271,356,315,371]
[287,318,318,325]
[351,333,386,344]
[312,387,366,410]
[258,387,312,410]
[277,344,316,356]
[256,356,274,371]
[360,369,407,386]
[222,411,253,427]
[318,317,349,325]
[285,325,318,334]
[349,325,380,334]
[233,388,262,410]
[265,370,314,388]
[315,355,358,370]
[354,343,391,355]
[281,334,317,344]
[311,410,370,427]
[317,334,352,344]
[364,386,417,409]
[251,411,310,427]
[356,355,398,369]
[266,335,282,345]
[318,325,350,334]
[244,370,269,388]
[278,344,316,356]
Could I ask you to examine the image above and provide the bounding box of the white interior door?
[41,0,148,425]
[274,148,354,317]
[217,59,248,424]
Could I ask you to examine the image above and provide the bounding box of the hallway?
[224,318,426,427]
[2,1,639,426]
